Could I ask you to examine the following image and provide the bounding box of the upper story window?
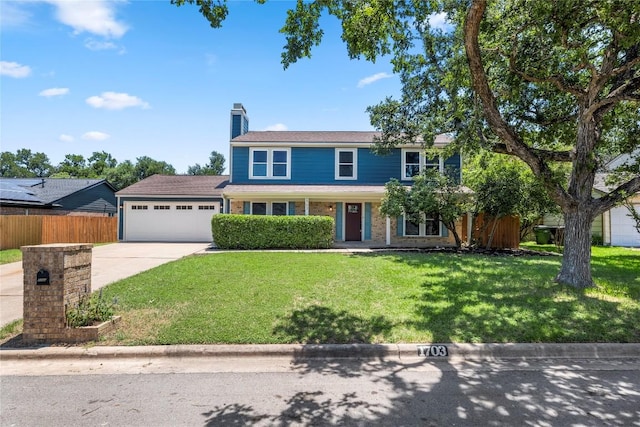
[402,149,443,180]
[250,148,290,179]
[335,149,358,180]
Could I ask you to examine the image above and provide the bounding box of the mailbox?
[36,269,50,285]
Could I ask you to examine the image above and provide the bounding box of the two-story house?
[222,103,465,247]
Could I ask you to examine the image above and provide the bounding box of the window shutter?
[364,203,372,240]
[397,216,404,236]
[441,222,449,237]
[288,202,296,215]
[243,202,250,214]
[336,203,343,241]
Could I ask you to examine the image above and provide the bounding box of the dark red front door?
[345,203,362,241]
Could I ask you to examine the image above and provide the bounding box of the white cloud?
[39,87,69,97]
[0,61,32,78]
[263,123,288,131]
[82,131,110,141]
[357,72,393,88]
[45,0,128,38]
[59,134,75,142]
[86,92,150,110]
[84,38,118,51]
[429,12,452,32]
[0,3,31,28]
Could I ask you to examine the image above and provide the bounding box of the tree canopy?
[183,0,640,288]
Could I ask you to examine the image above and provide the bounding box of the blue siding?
[364,203,372,240]
[232,147,250,182]
[336,203,343,240]
[292,148,334,183]
[231,146,461,185]
[358,150,402,184]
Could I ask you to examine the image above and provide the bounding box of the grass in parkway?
[97,246,640,345]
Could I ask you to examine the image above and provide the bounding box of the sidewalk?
[0,242,211,327]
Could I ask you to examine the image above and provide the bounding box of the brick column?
[21,244,92,344]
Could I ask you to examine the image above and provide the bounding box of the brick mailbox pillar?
[22,243,93,344]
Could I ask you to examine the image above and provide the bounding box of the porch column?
[305,198,310,216]
[386,216,391,246]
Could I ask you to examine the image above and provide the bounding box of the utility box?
[22,243,93,344]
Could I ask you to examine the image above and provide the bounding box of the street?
[2,355,639,426]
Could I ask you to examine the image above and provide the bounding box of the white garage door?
[610,204,640,247]
[124,202,219,242]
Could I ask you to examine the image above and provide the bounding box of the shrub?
[211,214,334,249]
[66,289,117,327]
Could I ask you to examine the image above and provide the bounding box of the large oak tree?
[181,0,640,288]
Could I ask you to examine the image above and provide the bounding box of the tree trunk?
[555,208,595,288]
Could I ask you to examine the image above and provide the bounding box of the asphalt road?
[2,356,639,426]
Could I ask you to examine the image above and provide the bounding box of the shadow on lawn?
[357,251,640,343]
[272,305,393,344]
[200,251,640,426]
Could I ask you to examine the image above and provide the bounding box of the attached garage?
[116,175,228,243]
[123,201,220,242]
[609,204,640,247]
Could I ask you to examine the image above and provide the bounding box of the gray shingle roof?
[116,174,229,196]
[0,178,113,206]
[232,131,380,143]
[231,131,453,146]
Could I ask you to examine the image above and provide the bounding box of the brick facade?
[227,200,461,247]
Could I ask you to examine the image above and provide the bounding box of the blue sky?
[1,0,407,174]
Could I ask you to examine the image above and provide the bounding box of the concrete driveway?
[0,243,211,327]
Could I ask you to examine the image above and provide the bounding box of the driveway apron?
[0,243,210,327]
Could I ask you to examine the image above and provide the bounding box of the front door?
[345,203,362,241]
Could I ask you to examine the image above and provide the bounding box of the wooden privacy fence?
[462,213,520,249]
[0,215,117,250]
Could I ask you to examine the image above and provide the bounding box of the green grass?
[0,249,22,265]
[96,246,640,345]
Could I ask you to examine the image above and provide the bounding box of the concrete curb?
[1,343,639,361]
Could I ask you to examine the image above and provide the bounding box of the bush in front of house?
[211,214,334,249]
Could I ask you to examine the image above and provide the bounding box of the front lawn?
[0,249,22,265]
[98,246,640,345]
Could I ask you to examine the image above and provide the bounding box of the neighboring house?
[116,174,228,242]
[543,171,640,247]
[0,178,117,216]
[223,103,465,247]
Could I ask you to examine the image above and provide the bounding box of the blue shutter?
[364,203,372,240]
[288,201,296,215]
[397,216,404,236]
[336,203,343,241]
[441,222,449,237]
[243,201,250,214]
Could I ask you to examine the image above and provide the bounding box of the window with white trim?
[402,149,443,180]
[250,202,289,216]
[404,213,441,237]
[249,148,290,179]
[335,148,357,180]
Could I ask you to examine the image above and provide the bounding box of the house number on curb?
[417,345,449,357]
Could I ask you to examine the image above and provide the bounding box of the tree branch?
[593,175,640,217]
[464,0,573,208]
[492,144,575,162]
